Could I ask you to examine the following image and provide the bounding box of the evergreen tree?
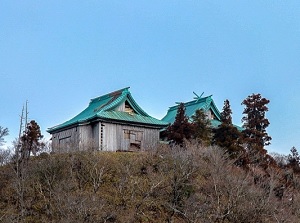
[241,93,271,161]
[213,100,243,158]
[221,99,232,124]
[166,103,193,146]
[0,126,9,147]
[287,146,300,173]
[20,120,44,159]
[191,109,212,146]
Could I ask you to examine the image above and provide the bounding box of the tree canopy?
[241,93,271,161]
[20,120,44,159]
[191,109,212,146]
[213,100,243,157]
[287,146,300,173]
[221,99,232,124]
[166,103,193,146]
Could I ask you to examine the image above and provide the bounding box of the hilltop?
[1,143,300,223]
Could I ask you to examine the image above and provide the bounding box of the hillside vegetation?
[1,143,300,223]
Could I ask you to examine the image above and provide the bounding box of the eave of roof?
[99,111,168,127]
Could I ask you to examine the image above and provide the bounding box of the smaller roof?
[161,93,244,131]
[48,87,168,133]
[161,95,221,124]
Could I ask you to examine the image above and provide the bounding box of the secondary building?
[161,92,243,133]
[161,93,222,127]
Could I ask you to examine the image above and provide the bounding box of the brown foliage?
[0,144,300,222]
[166,103,193,146]
[242,93,271,156]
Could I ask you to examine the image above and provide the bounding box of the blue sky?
[1,1,300,154]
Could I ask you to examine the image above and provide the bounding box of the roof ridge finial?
[193,91,204,102]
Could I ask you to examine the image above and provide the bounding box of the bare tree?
[270,152,288,168]
[0,148,11,166]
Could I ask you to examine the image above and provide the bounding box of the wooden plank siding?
[101,123,160,151]
[52,127,79,153]
[51,121,161,153]
[79,124,99,151]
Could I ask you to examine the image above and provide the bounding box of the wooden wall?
[79,124,99,151]
[51,121,161,153]
[101,123,160,151]
[51,127,79,153]
[51,124,99,152]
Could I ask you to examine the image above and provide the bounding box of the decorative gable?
[124,101,136,114]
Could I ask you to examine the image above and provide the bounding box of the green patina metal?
[47,87,168,133]
[161,95,221,124]
[161,94,243,131]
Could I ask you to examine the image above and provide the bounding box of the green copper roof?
[48,87,168,133]
[99,111,167,126]
[162,95,243,131]
[161,95,221,124]
[211,119,244,131]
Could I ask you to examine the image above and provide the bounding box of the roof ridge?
[168,95,212,110]
[90,87,130,104]
[97,90,128,112]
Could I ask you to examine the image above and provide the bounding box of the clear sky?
[1,1,300,155]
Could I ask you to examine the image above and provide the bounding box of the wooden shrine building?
[47,88,168,152]
[161,92,243,136]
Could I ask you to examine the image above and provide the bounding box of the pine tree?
[241,93,271,161]
[191,109,212,146]
[287,146,300,173]
[221,99,232,124]
[166,103,193,146]
[20,120,44,159]
[213,100,243,158]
